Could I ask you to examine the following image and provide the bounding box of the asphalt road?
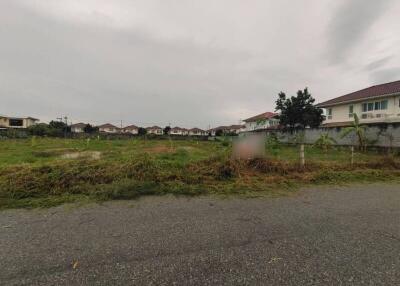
[1,184,400,285]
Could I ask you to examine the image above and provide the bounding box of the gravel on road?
[1,184,399,285]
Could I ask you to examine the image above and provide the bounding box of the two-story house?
[243,112,279,132]
[170,127,188,135]
[98,123,120,133]
[188,128,207,136]
[317,80,400,127]
[70,123,87,133]
[122,125,139,134]
[208,125,245,136]
[0,116,39,129]
[146,126,163,135]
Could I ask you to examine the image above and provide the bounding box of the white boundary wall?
[243,124,400,147]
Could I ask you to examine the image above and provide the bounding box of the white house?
[0,116,39,129]
[243,112,280,132]
[98,123,120,133]
[188,128,207,136]
[70,123,87,133]
[146,126,163,135]
[170,127,188,135]
[317,80,400,127]
[122,125,139,134]
[208,125,245,136]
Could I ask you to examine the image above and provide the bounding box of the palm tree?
[314,133,336,153]
[340,114,367,151]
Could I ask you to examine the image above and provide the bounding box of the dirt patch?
[61,151,101,160]
[143,146,174,154]
[32,148,77,158]
[180,146,197,152]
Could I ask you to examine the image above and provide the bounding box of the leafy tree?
[48,120,70,137]
[340,114,367,151]
[163,126,171,135]
[275,88,323,130]
[314,133,336,153]
[84,124,98,134]
[266,133,281,156]
[138,127,147,136]
[49,120,67,129]
[27,123,49,136]
[215,129,224,136]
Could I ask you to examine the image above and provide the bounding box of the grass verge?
[1,153,400,209]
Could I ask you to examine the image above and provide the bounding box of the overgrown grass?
[0,138,399,209]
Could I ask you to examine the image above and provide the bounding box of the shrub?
[216,159,241,180]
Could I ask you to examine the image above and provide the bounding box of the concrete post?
[351,146,354,166]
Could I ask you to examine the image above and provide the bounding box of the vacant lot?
[0,138,400,209]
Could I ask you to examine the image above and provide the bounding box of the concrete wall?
[254,124,400,147]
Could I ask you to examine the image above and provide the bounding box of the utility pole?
[64,116,68,139]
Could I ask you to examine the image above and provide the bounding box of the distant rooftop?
[243,112,278,122]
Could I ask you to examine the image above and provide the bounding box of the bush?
[92,179,159,201]
[216,159,241,180]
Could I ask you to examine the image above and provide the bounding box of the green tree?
[138,127,147,136]
[340,114,367,151]
[163,126,171,135]
[215,129,224,136]
[27,123,49,136]
[314,133,336,153]
[84,124,98,134]
[48,120,70,137]
[275,88,323,130]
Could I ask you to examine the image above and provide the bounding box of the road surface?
[1,184,400,285]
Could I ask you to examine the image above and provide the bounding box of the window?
[327,108,332,119]
[381,100,388,110]
[349,105,354,118]
[362,103,368,112]
[9,119,23,127]
[368,103,374,111]
[374,101,381,110]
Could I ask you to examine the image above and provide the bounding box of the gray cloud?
[370,67,400,84]
[364,56,394,71]
[326,0,393,65]
[1,1,400,127]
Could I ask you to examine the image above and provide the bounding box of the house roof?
[317,80,400,107]
[0,115,39,121]
[123,125,139,130]
[209,125,245,132]
[70,123,87,128]
[98,123,119,129]
[188,127,205,132]
[171,126,186,131]
[228,124,245,130]
[146,126,162,130]
[243,112,279,122]
[208,126,226,132]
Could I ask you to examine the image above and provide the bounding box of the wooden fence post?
[300,144,305,167]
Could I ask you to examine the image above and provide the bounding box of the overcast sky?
[1,0,399,128]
